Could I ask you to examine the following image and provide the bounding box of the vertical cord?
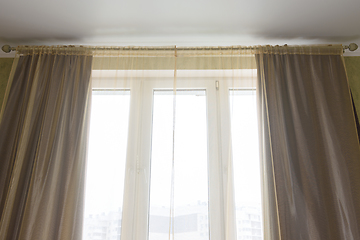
[168,46,177,240]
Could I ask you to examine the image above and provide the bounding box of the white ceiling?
[1,0,360,57]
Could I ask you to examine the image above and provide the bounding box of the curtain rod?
[1,43,359,53]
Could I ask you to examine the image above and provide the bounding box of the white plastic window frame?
[91,69,257,240]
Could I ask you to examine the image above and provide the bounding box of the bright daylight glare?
[82,88,262,240]
[83,91,130,240]
[230,90,263,240]
[149,90,208,240]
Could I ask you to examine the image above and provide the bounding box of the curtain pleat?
[256,48,360,240]
[0,52,93,240]
[256,63,281,240]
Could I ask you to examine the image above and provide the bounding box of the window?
[84,70,262,240]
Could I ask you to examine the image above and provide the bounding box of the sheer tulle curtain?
[256,45,360,240]
[87,47,257,240]
[0,46,93,239]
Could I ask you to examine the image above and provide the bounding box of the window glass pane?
[149,90,209,240]
[83,90,130,240]
[230,90,263,240]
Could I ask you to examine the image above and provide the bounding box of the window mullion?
[207,80,226,240]
[218,79,237,240]
[121,79,153,240]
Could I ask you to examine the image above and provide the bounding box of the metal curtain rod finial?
[1,45,15,53]
[343,43,358,51]
[1,43,359,53]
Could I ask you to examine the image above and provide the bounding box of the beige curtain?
[0,46,93,239]
[256,45,360,240]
